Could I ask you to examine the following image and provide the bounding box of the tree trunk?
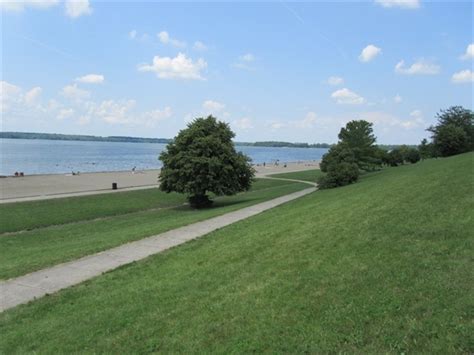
[188,193,213,209]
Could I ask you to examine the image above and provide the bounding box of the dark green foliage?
[386,146,421,166]
[433,124,469,157]
[319,120,380,189]
[418,138,436,159]
[405,148,421,164]
[317,161,359,189]
[338,120,380,171]
[319,144,357,173]
[386,148,404,166]
[427,106,474,156]
[159,116,255,208]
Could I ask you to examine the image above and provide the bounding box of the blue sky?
[1,0,473,144]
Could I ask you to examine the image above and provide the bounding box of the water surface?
[0,138,328,175]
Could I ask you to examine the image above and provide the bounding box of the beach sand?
[0,161,319,203]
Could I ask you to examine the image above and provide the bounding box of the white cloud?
[193,41,207,51]
[138,53,207,80]
[395,59,440,75]
[393,94,402,103]
[75,74,104,84]
[0,81,22,112]
[234,53,256,70]
[359,44,382,62]
[0,0,59,12]
[331,88,366,105]
[65,0,92,18]
[239,53,255,62]
[202,100,225,114]
[24,87,42,105]
[233,117,253,130]
[269,122,286,130]
[460,43,474,60]
[374,0,420,9]
[77,115,91,125]
[451,69,474,83]
[157,31,186,48]
[61,83,90,101]
[294,112,317,128]
[327,76,344,86]
[129,30,137,40]
[361,111,425,130]
[57,108,74,120]
[142,107,173,127]
[94,99,136,124]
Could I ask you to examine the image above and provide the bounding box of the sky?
[1,0,473,144]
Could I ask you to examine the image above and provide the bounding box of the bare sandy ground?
[0,161,319,203]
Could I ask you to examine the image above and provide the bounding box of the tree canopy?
[318,120,379,189]
[159,116,255,208]
[427,106,474,156]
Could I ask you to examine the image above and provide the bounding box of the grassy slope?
[0,179,308,279]
[1,154,472,353]
[269,168,323,182]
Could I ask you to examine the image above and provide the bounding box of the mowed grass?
[0,179,308,280]
[0,187,187,234]
[1,153,473,353]
[269,168,323,182]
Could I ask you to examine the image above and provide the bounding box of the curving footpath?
[0,178,317,312]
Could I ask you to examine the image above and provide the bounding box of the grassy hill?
[1,153,472,353]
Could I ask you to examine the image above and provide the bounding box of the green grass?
[1,153,472,353]
[0,187,187,234]
[0,179,308,280]
[269,168,323,182]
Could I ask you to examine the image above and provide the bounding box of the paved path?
[0,178,317,312]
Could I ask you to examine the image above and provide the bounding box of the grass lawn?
[269,168,323,182]
[0,187,187,234]
[0,178,309,279]
[0,153,472,353]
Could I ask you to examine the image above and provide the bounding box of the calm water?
[0,138,328,175]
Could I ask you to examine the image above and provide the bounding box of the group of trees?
[158,106,472,207]
[317,105,473,190]
[423,106,473,158]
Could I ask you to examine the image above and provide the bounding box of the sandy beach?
[0,161,319,203]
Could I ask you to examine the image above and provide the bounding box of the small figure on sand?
[132,166,136,174]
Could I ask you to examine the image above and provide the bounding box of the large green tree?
[427,106,474,156]
[318,120,379,189]
[338,120,380,171]
[159,116,255,208]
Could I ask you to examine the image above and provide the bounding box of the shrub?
[418,138,436,159]
[317,162,359,189]
[159,116,255,208]
[386,149,404,166]
[405,148,421,164]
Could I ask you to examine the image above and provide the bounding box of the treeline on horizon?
[0,132,412,150]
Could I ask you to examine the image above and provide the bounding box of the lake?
[0,138,328,175]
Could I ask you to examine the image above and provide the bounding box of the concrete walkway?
[0,178,317,312]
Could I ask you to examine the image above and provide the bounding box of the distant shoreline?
[0,132,332,149]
